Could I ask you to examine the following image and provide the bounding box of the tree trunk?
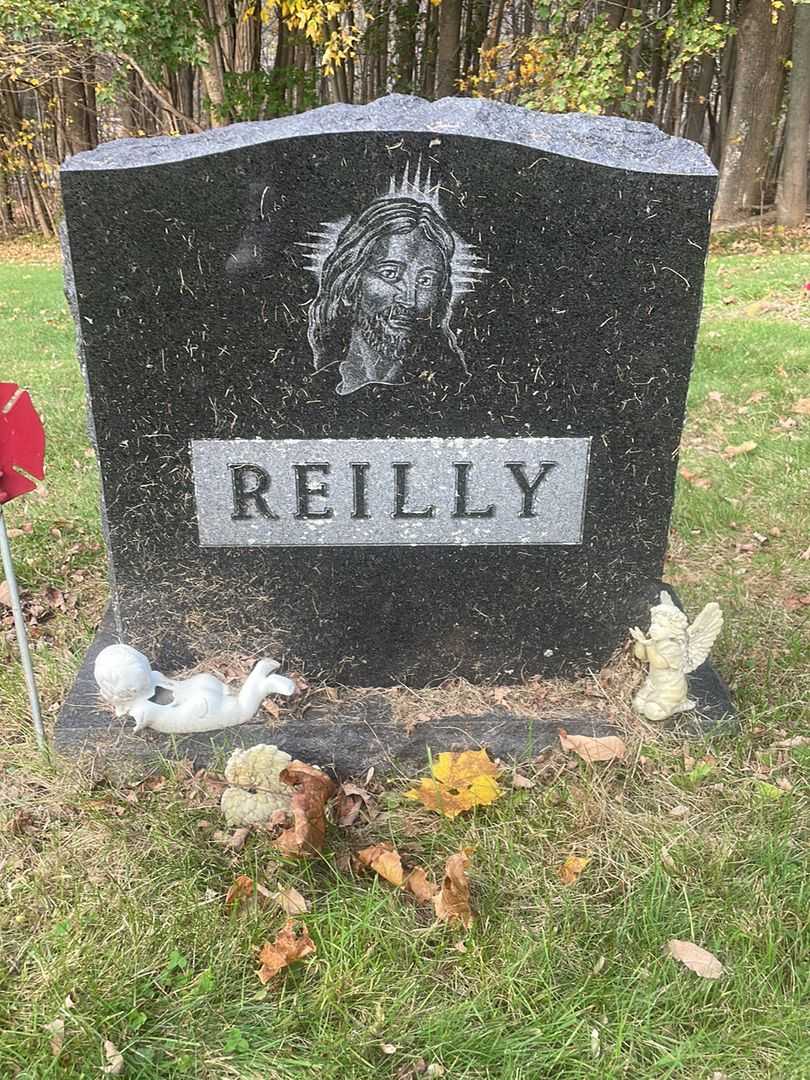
[436,0,463,97]
[58,51,98,156]
[394,0,419,92]
[421,0,439,97]
[235,0,262,71]
[715,0,795,223]
[684,0,725,146]
[777,1,810,226]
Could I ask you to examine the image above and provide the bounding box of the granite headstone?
[56,94,728,772]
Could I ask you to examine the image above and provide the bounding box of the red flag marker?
[0,382,47,750]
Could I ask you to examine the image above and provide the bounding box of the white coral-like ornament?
[220,743,293,826]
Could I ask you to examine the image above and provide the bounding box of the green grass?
[1,239,809,1079]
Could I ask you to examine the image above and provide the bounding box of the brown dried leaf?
[558,855,589,884]
[211,826,250,852]
[102,1040,125,1075]
[257,920,316,983]
[274,886,309,915]
[559,729,626,764]
[356,842,405,886]
[783,594,810,611]
[44,1018,64,1057]
[334,782,375,827]
[225,874,255,907]
[792,397,810,416]
[433,849,473,929]
[668,803,689,820]
[0,580,11,607]
[666,939,724,979]
[511,772,535,789]
[722,440,757,460]
[404,867,439,902]
[746,390,768,404]
[679,467,712,490]
[274,762,336,857]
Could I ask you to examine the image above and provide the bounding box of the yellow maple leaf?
[405,750,502,818]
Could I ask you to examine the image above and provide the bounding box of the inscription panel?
[191,437,590,547]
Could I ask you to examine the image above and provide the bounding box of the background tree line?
[1,0,808,237]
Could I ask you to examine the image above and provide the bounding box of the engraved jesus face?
[356,229,446,339]
[306,191,482,396]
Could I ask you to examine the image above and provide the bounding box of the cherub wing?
[684,603,723,673]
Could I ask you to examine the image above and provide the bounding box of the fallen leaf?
[404,867,439,902]
[0,580,11,607]
[405,749,502,818]
[722,440,757,459]
[262,696,280,719]
[211,826,250,852]
[257,920,316,983]
[44,1018,64,1057]
[559,729,626,764]
[225,874,255,907]
[433,850,474,928]
[511,772,535,789]
[783,594,810,611]
[102,1040,125,1075]
[356,842,405,886]
[771,735,810,749]
[274,762,336,857]
[273,886,309,915]
[679,467,712,490]
[660,846,678,873]
[558,855,589,884]
[334,781,375,827]
[381,1043,399,1055]
[792,398,810,415]
[755,781,786,800]
[668,803,689,819]
[746,391,768,404]
[666,939,724,979]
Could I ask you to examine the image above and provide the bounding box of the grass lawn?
[1,233,809,1079]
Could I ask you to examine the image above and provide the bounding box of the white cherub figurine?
[94,643,296,735]
[630,591,723,723]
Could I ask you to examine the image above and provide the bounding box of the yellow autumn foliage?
[405,749,502,818]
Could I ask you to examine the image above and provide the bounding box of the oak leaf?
[559,729,626,764]
[433,849,474,928]
[558,855,589,884]
[356,842,405,886]
[666,939,724,979]
[257,920,316,983]
[405,750,502,818]
[274,761,336,857]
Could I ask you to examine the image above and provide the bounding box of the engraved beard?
[353,306,432,382]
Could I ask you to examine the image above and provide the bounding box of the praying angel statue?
[631,591,723,723]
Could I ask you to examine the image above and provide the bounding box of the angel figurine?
[630,592,723,723]
[94,643,296,735]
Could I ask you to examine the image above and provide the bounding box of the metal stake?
[0,507,47,751]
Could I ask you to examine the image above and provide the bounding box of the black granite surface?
[60,94,717,686]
